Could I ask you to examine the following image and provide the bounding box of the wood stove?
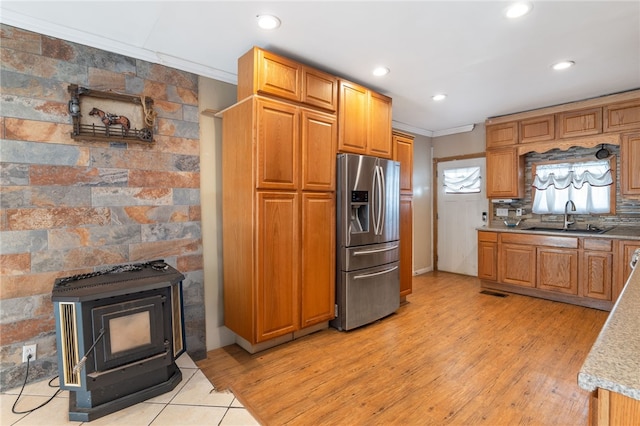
[52,260,185,422]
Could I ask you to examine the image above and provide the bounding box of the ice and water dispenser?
[350,190,369,233]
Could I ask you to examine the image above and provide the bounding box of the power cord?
[11,354,62,415]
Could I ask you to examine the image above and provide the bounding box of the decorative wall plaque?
[68,84,156,143]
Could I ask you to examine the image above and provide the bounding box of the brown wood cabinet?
[393,132,414,195]
[537,247,578,295]
[621,132,640,197]
[486,122,518,148]
[338,80,392,158]
[399,195,413,297]
[486,148,524,198]
[301,192,336,328]
[589,388,640,426]
[478,231,498,281]
[238,47,337,112]
[499,242,536,287]
[520,114,555,143]
[615,240,640,300]
[222,95,336,349]
[557,107,603,138]
[604,100,640,133]
[394,131,414,297]
[256,191,299,340]
[479,231,620,310]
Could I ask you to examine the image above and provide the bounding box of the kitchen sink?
[524,226,609,234]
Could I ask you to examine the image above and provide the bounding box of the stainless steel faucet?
[564,200,576,229]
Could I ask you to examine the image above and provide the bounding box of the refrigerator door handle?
[353,245,399,256]
[353,266,399,280]
[372,165,380,235]
[378,165,386,235]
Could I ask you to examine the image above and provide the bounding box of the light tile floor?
[0,353,260,426]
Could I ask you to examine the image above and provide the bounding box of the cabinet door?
[256,99,299,190]
[301,109,337,191]
[615,240,640,300]
[302,67,337,112]
[604,100,640,132]
[301,192,335,327]
[367,91,393,158]
[393,133,414,195]
[255,49,301,102]
[399,195,413,297]
[558,107,603,138]
[580,251,613,301]
[486,148,524,198]
[338,80,368,154]
[537,248,578,295]
[520,114,555,143]
[621,132,640,197]
[478,240,498,281]
[486,122,518,148]
[256,192,299,342]
[499,243,536,287]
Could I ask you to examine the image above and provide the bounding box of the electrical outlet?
[22,344,36,363]
[516,208,523,217]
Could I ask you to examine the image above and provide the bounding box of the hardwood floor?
[197,272,608,425]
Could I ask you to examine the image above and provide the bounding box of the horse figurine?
[89,107,131,135]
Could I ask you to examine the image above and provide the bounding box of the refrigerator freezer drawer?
[332,262,400,331]
[340,241,399,272]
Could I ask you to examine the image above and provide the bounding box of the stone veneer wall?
[0,24,206,390]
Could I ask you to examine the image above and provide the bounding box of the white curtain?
[532,160,612,214]
[443,166,481,194]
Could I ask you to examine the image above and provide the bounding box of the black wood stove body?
[52,260,185,422]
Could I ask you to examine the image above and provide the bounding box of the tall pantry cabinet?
[393,131,414,297]
[221,48,337,352]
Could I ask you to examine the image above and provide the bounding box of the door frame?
[432,152,487,271]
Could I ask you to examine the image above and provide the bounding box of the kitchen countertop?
[577,260,640,400]
[478,224,640,240]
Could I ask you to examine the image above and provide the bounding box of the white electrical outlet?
[22,344,36,363]
[516,208,523,217]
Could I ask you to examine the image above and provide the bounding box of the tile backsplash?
[492,144,640,227]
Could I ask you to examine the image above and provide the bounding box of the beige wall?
[199,77,237,350]
[432,123,485,158]
[411,134,434,274]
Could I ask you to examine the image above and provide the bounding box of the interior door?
[437,157,487,276]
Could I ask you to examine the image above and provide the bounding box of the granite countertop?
[577,261,640,400]
[478,224,640,240]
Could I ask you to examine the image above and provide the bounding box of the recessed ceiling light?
[552,60,575,71]
[432,94,447,101]
[257,15,281,30]
[372,67,390,77]
[505,2,532,19]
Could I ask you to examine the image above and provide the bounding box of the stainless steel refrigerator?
[331,153,400,331]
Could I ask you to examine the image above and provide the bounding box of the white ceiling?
[2,1,639,137]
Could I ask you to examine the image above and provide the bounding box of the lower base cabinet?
[399,195,413,297]
[537,247,578,295]
[589,388,640,426]
[479,231,619,310]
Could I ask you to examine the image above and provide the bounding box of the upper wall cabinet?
[519,115,554,144]
[338,80,392,158]
[238,47,338,112]
[486,122,518,148]
[557,107,603,138]
[604,100,640,133]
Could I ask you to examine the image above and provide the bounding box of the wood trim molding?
[517,133,620,155]
[486,89,640,126]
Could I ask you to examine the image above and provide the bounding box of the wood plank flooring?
[197,272,609,425]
